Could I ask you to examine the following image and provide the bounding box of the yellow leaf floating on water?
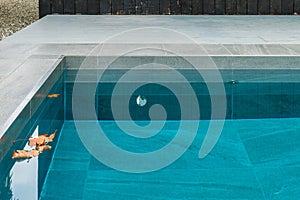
[36,145,52,152]
[47,94,60,98]
[28,130,57,147]
[12,149,40,159]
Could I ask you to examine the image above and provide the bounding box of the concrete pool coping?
[0,15,300,138]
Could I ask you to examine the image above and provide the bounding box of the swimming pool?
[0,56,300,199]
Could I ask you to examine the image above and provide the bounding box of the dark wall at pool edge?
[39,0,300,18]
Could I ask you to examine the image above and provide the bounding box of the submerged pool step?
[65,81,300,120]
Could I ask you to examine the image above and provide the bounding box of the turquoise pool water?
[1,65,300,200]
[39,118,300,200]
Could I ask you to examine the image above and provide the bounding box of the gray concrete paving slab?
[2,15,300,45]
[0,57,63,137]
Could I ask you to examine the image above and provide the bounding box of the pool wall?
[0,60,64,198]
[64,56,300,120]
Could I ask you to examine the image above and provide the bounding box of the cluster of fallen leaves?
[12,130,57,159]
[10,94,60,160]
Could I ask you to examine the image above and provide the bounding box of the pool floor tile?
[240,126,300,167]
[255,167,300,200]
[50,123,92,170]
[50,155,91,171]
[40,195,82,200]
[167,134,252,169]
[40,170,87,200]
[234,118,300,141]
[190,120,252,169]
[83,168,264,200]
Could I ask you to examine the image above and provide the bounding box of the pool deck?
[1,15,300,137]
